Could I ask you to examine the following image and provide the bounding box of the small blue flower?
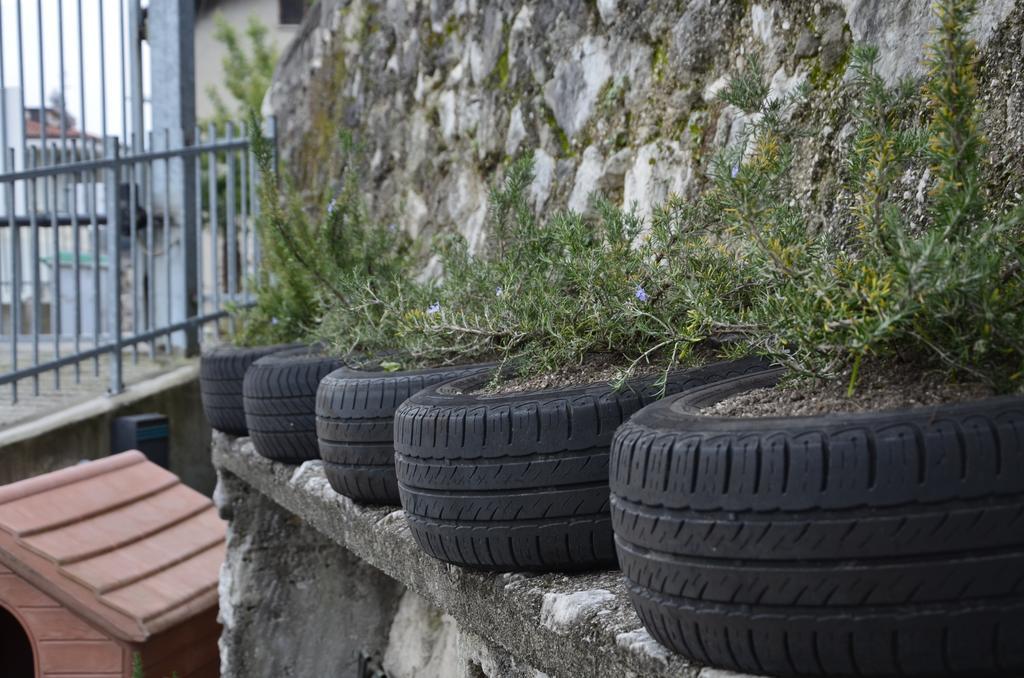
[388,223,398,233]
[731,163,740,179]
[427,301,441,315]
[635,285,649,302]
[271,316,279,325]
[495,286,503,297]
[327,198,338,215]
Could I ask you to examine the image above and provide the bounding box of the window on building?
[279,0,305,25]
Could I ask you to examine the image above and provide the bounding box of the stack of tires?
[201,344,1024,677]
[201,344,341,462]
[199,342,302,435]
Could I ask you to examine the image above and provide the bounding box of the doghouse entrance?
[0,605,35,677]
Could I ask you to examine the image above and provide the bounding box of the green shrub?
[732,0,1024,391]
[235,114,412,346]
[315,152,753,384]
[309,0,1023,392]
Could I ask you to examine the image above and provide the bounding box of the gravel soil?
[477,354,667,395]
[706,362,996,417]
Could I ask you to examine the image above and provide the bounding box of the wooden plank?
[101,544,223,622]
[63,508,224,594]
[0,462,178,537]
[0,572,59,607]
[139,608,220,668]
[24,484,211,565]
[20,607,107,640]
[37,639,124,673]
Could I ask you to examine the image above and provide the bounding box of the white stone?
[622,142,693,221]
[438,90,458,142]
[768,65,806,106]
[603,148,633,186]
[506,104,527,156]
[542,35,613,138]
[703,74,730,103]
[403,189,429,239]
[539,589,615,633]
[383,591,461,678]
[615,628,671,665]
[597,0,619,25]
[447,165,489,253]
[568,145,606,214]
[697,668,768,678]
[530,149,556,211]
[750,4,775,45]
[841,0,1014,84]
[511,4,533,32]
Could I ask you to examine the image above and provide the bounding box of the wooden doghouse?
[0,451,224,677]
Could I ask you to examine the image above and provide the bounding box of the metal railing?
[0,1,265,403]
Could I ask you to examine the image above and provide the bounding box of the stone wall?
[267,0,1024,254]
[213,433,754,678]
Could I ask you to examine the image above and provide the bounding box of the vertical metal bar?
[29,149,39,395]
[193,125,203,326]
[36,0,47,159]
[15,2,28,171]
[57,0,67,154]
[7,149,19,402]
[15,3,30,392]
[163,129,171,349]
[76,0,87,146]
[249,139,259,291]
[89,139,100,375]
[0,6,7,340]
[105,137,121,394]
[225,123,237,332]
[207,123,219,338]
[49,144,60,389]
[128,133,138,364]
[0,4,9,175]
[128,0,144,152]
[56,0,68,286]
[146,131,154,358]
[98,1,108,140]
[240,137,249,301]
[70,139,81,383]
[118,0,127,146]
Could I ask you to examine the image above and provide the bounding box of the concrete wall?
[213,435,748,678]
[195,0,302,121]
[0,365,215,496]
[216,464,582,678]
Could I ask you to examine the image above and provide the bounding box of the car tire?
[394,357,771,572]
[610,368,1024,677]
[199,342,302,435]
[316,361,495,505]
[242,346,343,463]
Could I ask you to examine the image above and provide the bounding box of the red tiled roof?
[0,451,224,642]
[25,118,99,141]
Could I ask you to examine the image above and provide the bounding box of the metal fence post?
[149,0,198,355]
[105,136,122,394]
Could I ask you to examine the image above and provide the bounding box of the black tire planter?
[242,346,344,463]
[316,361,495,505]
[610,368,1024,678]
[199,342,302,434]
[393,357,771,572]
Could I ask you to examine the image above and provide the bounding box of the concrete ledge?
[213,433,758,678]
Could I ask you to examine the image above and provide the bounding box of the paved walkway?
[0,342,194,429]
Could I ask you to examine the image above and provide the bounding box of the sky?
[0,0,152,144]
